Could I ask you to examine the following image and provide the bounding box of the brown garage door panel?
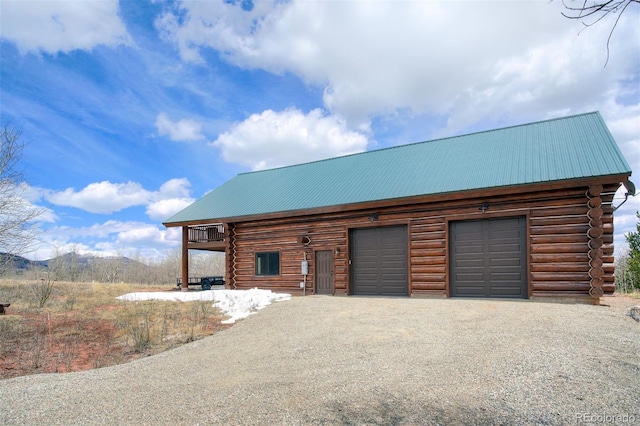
[450,217,527,298]
[351,226,408,296]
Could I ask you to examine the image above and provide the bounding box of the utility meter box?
[301,260,309,275]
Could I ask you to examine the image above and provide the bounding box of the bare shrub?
[160,305,169,343]
[186,302,200,341]
[28,331,47,369]
[0,315,22,334]
[64,293,77,311]
[118,303,155,352]
[0,315,23,354]
[31,278,55,308]
[93,326,115,369]
[60,336,78,372]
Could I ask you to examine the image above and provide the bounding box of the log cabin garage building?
[163,112,635,303]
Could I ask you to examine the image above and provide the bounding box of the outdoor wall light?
[369,213,379,222]
[298,235,311,245]
[335,247,340,256]
[480,203,489,213]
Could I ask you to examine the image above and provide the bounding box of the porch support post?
[181,226,189,292]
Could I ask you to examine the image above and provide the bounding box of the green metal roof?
[164,112,632,225]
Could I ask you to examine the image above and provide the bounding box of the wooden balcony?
[186,224,225,251]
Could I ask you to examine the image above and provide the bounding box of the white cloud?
[31,220,182,261]
[46,181,152,214]
[156,1,639,131]
[44,178,194,216]
[0,0,132,54]
[614,192,640,255]
[156,112,205,142]
[603,105,640,171]
[146,178,195,221]
[34,206,58,224]
[4,183,58,223]
[115,224,178,246]
[29,179,191,260]
[212,108,368,170]
[154,0,277,64]
[158,178,192,198]
[41,220,147,240]
[146,198,194,221]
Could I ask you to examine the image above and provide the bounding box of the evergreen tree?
[625,211,640,289]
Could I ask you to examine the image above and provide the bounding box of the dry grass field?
[0,279,231,379]
[1,278,638,383]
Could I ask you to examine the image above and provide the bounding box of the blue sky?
[0,0,638,261]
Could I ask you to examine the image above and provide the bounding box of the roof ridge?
[237,111,601,176]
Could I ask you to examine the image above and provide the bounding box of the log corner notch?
[586,185,605,299]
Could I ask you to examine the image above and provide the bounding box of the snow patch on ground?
[116,288,291,324]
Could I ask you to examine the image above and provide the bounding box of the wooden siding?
[224,180,621,300]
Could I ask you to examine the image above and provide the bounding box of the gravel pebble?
[1,296,639,425]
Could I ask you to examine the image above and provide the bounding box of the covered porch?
[180,223,226,291]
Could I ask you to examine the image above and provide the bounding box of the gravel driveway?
[1,296,639,425]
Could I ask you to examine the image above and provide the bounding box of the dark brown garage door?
[450,217,527,298]
[350,226,408,296]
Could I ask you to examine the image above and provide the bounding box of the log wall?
[225,180,621,301]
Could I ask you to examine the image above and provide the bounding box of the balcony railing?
[188,224,225,243]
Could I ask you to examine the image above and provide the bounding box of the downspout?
[302,252,307,296]
[613,180,636,211]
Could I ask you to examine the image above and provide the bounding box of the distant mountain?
[45,253,145,268]
[0,252,144,272]
[0,253,47,270]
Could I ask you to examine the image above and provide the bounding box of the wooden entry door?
[315,250,334,295]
